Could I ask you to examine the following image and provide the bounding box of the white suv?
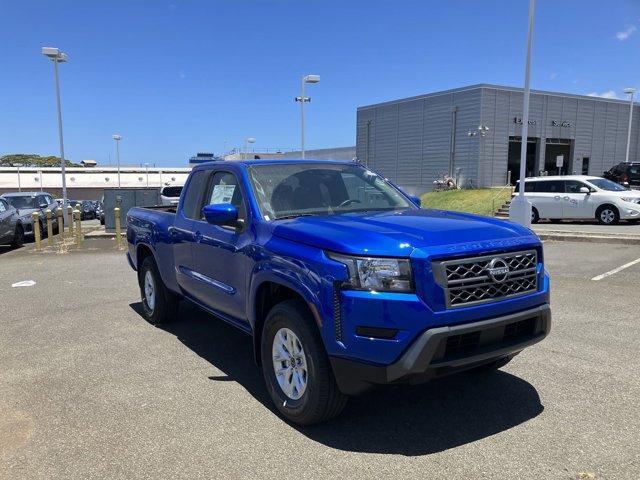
[518,175,640,225]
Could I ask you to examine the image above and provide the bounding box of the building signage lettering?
[552,120,573,127]
[514,117,537,125]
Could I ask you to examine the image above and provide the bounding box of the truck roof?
[192,159,358,170]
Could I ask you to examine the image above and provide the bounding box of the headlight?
[327,253,413,292]
[621,197,640,204]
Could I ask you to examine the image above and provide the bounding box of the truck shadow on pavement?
[130,301,544,457]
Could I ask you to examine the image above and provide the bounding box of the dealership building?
[356,84,639,192]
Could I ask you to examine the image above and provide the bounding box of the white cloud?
[587,90,619,99]
[616,25,636,41]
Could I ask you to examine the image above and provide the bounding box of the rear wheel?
[138,256,180,325]
[596,205,619,225]
[261,299,348,425]
[11,225,24,248]
[531,207,540,224]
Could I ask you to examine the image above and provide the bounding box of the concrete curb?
[537,232,640,245]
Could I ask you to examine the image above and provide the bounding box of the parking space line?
[591,257,640,281]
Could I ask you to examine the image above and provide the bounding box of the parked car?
[160,185,183,206]
[0,197,24,247]
[79,200,96,220]
[517,175,640,225]
[1,192,59,237]
[603,162,640,188]
[94,201,104,225]
[127,160,551,425]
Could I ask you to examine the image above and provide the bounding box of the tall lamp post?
[509,0,536,227]
[243,137,256,160]
[42,46,69,224]
[113,134,122,188]
[295,74,320,159]
[623,88,636,164]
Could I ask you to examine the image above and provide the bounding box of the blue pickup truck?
[127,160,550,425]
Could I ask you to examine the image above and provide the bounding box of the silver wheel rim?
[144,271,156,311]
[272,328,308,400]
[601,209,614,224]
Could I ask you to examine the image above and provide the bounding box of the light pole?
[509,0,536,227]
[13,163,23,191]
[624,88,636,164]
[42,47,68,224]
[244,137,256,160]
[295,74,320,159]
[113,134,122,188]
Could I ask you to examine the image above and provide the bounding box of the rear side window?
[0,200,6,212]
[524,181,537,192]
[535,181,564,193]
[161,186,183,198]
[182,171,208,219]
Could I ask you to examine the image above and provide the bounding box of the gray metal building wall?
[357,85,640,192]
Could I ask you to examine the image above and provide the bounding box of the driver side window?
[203,171,247,225]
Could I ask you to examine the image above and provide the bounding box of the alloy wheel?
[272,328,308,400]
[600,209,615,224]
[144,270,156,311]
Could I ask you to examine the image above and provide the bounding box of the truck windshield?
[248,163,413,220]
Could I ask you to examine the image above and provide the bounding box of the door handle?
[194,231,203,243]
[554,196,561,200]
[563,196,570,201]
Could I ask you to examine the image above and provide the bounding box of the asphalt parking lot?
[1,240,639,479]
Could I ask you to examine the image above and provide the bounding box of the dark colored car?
[80,200,96,220]
[603,162,640,188]
[0,197,24,247]
[94,201,104,225]
[2,192,59,238]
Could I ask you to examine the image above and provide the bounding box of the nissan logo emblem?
[486,258,510,283]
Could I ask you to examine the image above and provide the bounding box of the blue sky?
[0,0,638,167]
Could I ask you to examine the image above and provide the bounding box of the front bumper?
[330,304,551,395]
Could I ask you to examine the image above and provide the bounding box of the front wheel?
[597,205,619,225]
[11,225,24,248]
[138,256,180,325]
[260,300,348,425]
[531,207,540,224]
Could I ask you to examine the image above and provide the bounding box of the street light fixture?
[42,46,69,224]
[295,74,320,159]
[244,137,256,160]
[509,0,536,227]
[112,134,122,188]
[623,87,636,164]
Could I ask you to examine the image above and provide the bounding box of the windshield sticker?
[210,184,236,204]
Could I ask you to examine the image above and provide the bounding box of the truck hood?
[271,209,539,257]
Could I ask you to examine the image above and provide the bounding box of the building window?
[582,157,590,175]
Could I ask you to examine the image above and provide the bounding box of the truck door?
[189,170,251,322]
[169,170,208,296]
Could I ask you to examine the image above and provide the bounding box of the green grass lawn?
[420,188,512,216]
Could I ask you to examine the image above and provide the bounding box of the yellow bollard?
[45,209,54,246]
[74,208,83,247]
[114,207,122,249]
[67,205,74,236]
[56,208,64,241]
[32,212,41,250]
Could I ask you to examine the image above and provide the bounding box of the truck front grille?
[433,250,538,308]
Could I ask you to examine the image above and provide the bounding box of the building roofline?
[357,83,637,110]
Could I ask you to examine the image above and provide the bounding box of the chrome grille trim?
[433,250,538,308]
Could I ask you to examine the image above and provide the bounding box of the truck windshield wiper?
[274,213,317,220]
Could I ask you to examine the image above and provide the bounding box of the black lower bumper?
[330,304,551,395]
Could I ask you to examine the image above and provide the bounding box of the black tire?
[100,216,105,226]
[138,256,180,325]
[469,356,513,374]
[596,205,619,225]
[11,224,24,248]
[260,299,348,425]
[39,221,47,239]
[531,207,540,224]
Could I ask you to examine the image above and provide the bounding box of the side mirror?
[408,195,421,207]
[579,187,590,194]
[202,203,238,226]
[39,203,48,209]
